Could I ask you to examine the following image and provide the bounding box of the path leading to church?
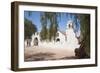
[24,46,76,61]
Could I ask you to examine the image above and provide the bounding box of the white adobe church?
[25,20,80,49]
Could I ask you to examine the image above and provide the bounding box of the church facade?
[25,20,80,49]
[25,30,67,47]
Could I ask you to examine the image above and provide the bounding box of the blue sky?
[24,11,80,33]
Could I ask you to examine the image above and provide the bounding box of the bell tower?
[66,20,73,35]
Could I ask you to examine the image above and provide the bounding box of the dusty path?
[24,46,76,61]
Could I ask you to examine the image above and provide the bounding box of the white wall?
[0,0,99,73]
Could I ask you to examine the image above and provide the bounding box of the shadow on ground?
[24,52,76,61]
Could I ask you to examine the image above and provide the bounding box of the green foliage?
[24,18,37,39]
[40,12,59,41]
[40,26,48,40]
[79,14,90,57]
[80,14,90,38]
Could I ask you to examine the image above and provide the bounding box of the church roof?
[58,30,66,36]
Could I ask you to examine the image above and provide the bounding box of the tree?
[40,12,59,41]
[40,13,48,41]
[79,14,90,57]
[75,14,90,58]
[24,18,37,39]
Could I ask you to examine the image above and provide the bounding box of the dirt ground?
[24,46,76,61]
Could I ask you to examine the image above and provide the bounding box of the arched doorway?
[34,37,38,46]
[56,38,60,42]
